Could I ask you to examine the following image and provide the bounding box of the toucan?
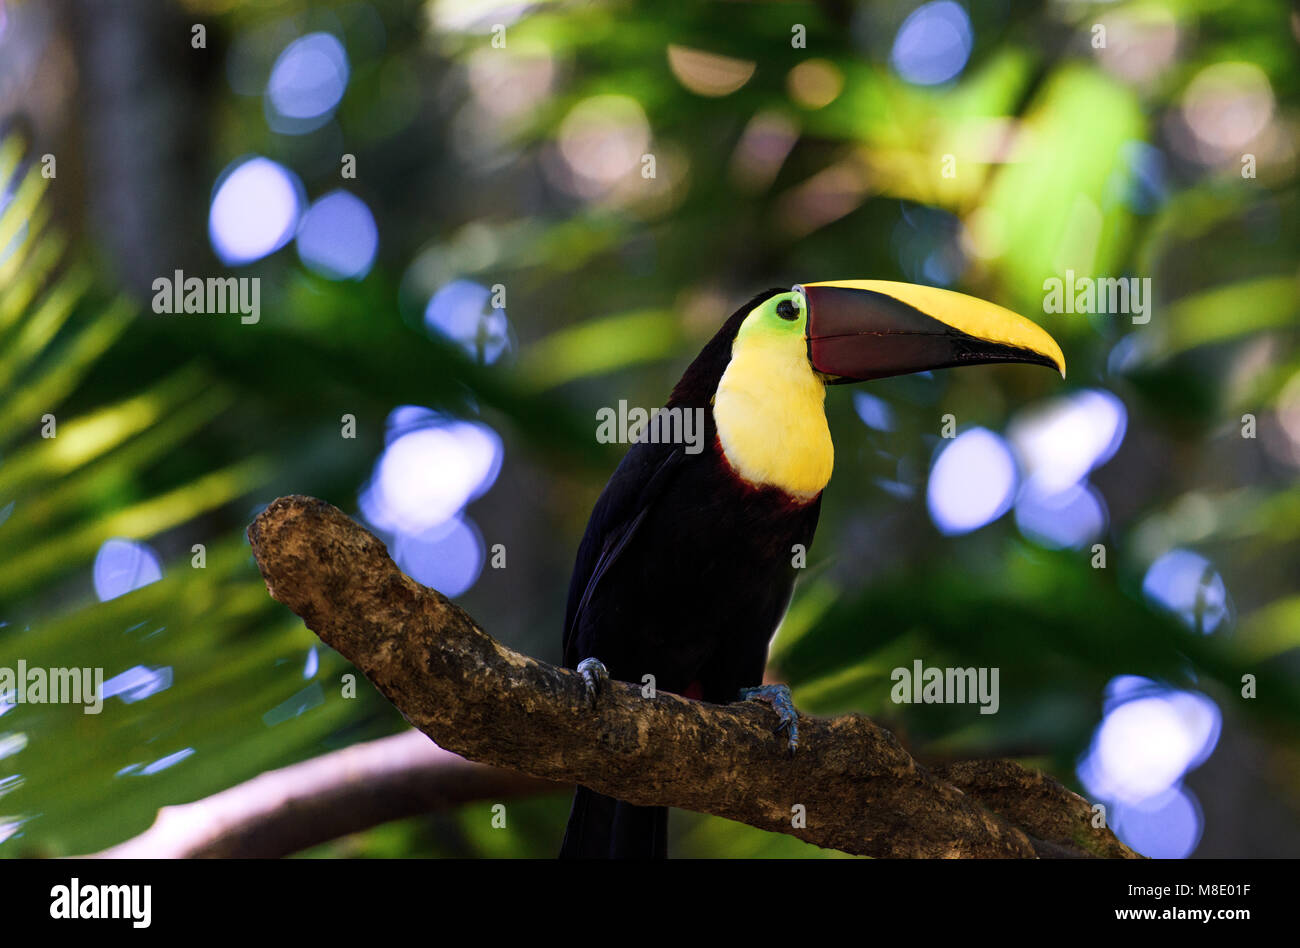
[559,281,1065,858]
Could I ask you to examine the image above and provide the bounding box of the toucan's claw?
[739,683,800,754]
[576,657,609,709]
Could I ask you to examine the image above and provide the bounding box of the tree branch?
[243,495,1138,859]
[88,730,561,859]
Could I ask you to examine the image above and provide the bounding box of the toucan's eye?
[776,299,799,321]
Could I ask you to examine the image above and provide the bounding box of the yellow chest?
[712,335,833,500]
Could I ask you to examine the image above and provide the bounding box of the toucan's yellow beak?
[797,280,1066,383]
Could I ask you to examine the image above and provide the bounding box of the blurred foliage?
[0,0,1298,857]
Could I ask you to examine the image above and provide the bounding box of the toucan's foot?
[738,683,800,754]
[576,657,609,708]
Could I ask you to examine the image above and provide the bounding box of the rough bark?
[243,494,1139,859]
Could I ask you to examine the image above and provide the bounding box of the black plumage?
[559,290,822,858]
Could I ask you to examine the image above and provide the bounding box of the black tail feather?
[559,787,667,858]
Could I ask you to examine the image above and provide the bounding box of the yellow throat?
[713,325,833,501]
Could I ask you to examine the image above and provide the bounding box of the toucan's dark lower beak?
[799,281,1066,383]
